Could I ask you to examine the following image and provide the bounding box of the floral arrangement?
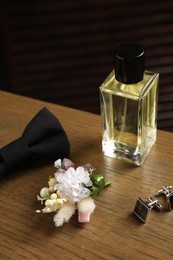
[36,158,111,227]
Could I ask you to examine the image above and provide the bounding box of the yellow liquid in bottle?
[100,70,159,165]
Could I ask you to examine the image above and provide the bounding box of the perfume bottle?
[100,43,159,165]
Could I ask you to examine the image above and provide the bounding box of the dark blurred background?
[1,0,173,131]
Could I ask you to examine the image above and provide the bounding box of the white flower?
[54,166,92,203]
[54,159,62,168]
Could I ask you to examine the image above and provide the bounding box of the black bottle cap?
[114,43,145,84]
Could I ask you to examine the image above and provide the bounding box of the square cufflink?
[133,197,162,223]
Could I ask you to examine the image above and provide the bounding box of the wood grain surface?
[0,90,173,259]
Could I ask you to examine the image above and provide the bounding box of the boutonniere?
[36,158,111,227]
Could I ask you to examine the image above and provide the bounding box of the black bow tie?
[0,107,70,179]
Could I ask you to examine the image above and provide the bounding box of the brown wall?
[1,0,173,131]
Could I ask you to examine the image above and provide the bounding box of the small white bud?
[40,187,50,198]
[35,210,41,213]
[49,186,55,193]
[48,178,57,187]
[45,199,54,207]
[56,198,64,207]
[50,193,57,200]
[56,190,61,196]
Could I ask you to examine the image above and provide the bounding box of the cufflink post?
[155,186,173,211]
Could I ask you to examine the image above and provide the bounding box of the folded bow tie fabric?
[0,108,70,179]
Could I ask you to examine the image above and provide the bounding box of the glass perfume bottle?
[100,43,159,165]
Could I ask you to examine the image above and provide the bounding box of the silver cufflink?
[133,197,163,223]
[155,186,173,211]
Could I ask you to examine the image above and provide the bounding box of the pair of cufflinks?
[133,186,173,223]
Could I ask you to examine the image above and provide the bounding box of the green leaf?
[90,173,105,190]
[90,186,101,198]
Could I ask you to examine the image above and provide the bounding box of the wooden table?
[1,90,173,259]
